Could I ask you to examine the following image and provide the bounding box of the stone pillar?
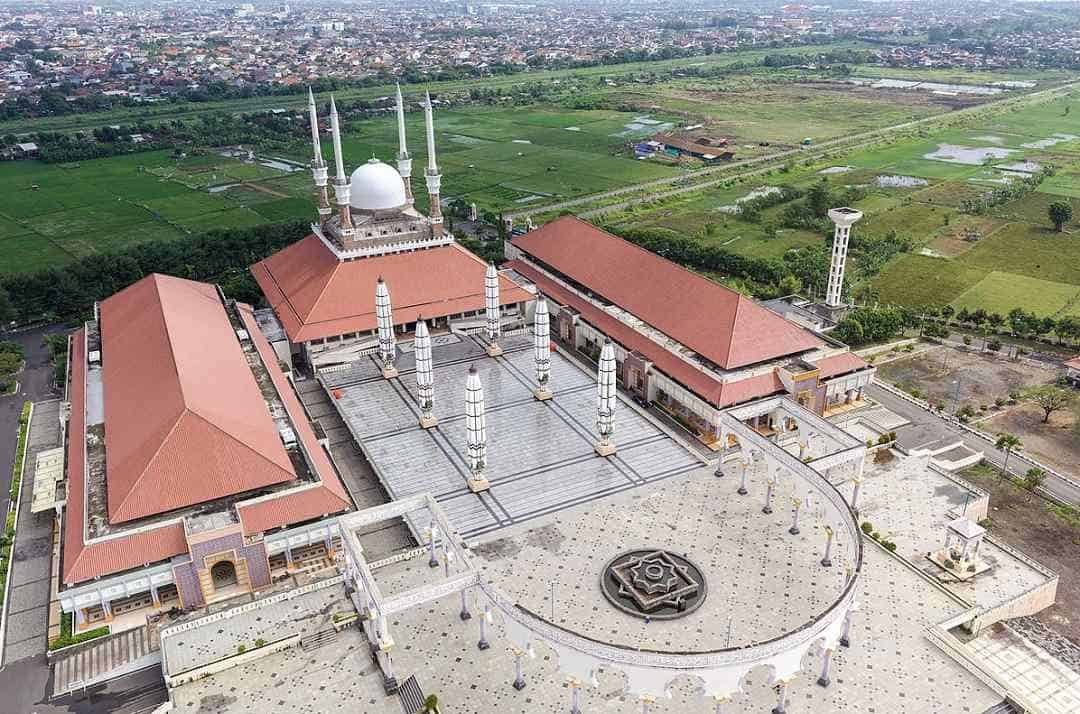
[840,609,854,647]
[100,595,113,621]
[789,498,802,535]
[150,585,161,608]
[478,606,491,650]
[285,548,294,570]
[851,477,863,514]
[763,478,775,515]
[817,647,834,687]
[771,681,788,714]
[738,459,749,495]
[460,589,472,621]
[512,648,527,690]
[74,607,86,630]
[570,679,582,714]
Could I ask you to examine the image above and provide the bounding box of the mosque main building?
[46,87,921,713]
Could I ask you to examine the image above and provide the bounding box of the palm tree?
[994,433,1022,480]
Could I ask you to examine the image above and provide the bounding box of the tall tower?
[825,207,863,309]
[329,95,353,229]
[423,91,444,237]
[395,84,413,205]
[307,88,332,221]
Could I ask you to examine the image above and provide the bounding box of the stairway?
[51,626,161,699]
[982,701,1022,714]
[398,675,426,714]
[299,628,337,652]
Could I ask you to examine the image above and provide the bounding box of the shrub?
[237,644,246,654]
[876,433,892,445]
[944,558,955,569]
[994,397,1006,408]
[884,541,897,553]
[254,638,266,648]
[861,521,874,534]
[963,335,972,346]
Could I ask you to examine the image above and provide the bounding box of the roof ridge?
[152,275,191,408]
[301,238,345,322]
[183,407,297,479]
[109,406,187,522]
[541,216,747,301]
[723,294,746,366]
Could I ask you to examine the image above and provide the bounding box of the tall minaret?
[329,95,353,229]
[395,84,413,205]
[423,91,444,237]
[464,365,490,493]
[595,339,617,457]
[825,207,863,309]
[308,89,331,222]
[484,262,502,357]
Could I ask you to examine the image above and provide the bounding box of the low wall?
[164,633,299,687]
[969,535,1059,633]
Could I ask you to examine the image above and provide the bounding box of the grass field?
[0,150,315,274]
[951,271,1080,317]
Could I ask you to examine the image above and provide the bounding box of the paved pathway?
[3,399,62,664]
[967,624,1080,714]
[867,383,1080,505]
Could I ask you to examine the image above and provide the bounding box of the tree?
[1026,385,1073,423]
[0,285,12,325]
[423,694,440,713]
[1048,201,1073,232]
[994,433,1022,480]
[1022,468,1045,493]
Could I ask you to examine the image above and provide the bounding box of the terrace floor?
[322,333,704,540]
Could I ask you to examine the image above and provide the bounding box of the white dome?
[349,158,407,211]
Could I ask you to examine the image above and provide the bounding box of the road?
[867,383,1080,505]
[0,326,167,713]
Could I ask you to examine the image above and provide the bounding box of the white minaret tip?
[330,94,346,183]
[396,83,409,158]
[424,91,438,174]
[307,87,323,164]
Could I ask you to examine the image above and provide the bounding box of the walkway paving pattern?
[3,398,61,663]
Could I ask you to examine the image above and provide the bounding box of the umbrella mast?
[595,339,617,457]
[465,365,491,493]
[532,295,552,401]
[415,316,437,428]
[375,277,398,379]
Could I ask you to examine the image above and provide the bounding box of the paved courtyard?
[323,334,703,539]
[169,540,1002,714]
[856,451,1051,610]
[473,473,857,650]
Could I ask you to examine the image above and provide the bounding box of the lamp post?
[821,525,835,568]
[789,497,802,535]
[427,523,439,568]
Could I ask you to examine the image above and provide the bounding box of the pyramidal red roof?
[251,236,532,343]
[511,216,822,369]
[100,274,297,523]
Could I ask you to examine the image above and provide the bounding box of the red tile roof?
[251,237,532,343]
[234,303,351,534]
[507,260,785,408]
[813,352,871,380]
[62,327,189,586]
[100,275,297,523]
[511,216,822,369]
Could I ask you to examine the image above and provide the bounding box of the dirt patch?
[983,403,1080,477]
[927,215,1007,257]
[876,346,1059,409]
[960,464,1080,645]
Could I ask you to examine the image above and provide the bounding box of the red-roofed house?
[506,217,875,440]
[1066,355,1080,386]
[59,275,352,632]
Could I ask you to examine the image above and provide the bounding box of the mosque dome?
[349,158,407,211]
